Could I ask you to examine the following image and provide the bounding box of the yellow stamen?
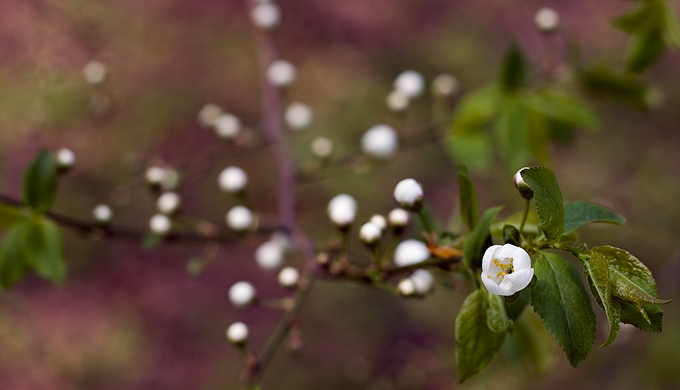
[487,275,491,279]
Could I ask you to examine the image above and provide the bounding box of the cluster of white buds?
[218,166,248,194]
[369,214,387,232]
[285,102,313,130]
[394,239,430,267]
[398,269,435,297]
[226,322,249,345]
[432,74,459,97]
[198,103,223,128]
[513,167,534,199]
[55,148,75,171]
[157,192,181,215]
[267,60,296,88]
[386,90,410,112]
[149,214,172,235]
[327,194,358,229]
[388,208,410,234]
[92,204,113,224]
[360,124,399,160]
[534,7,559,32]
[394,70,425,98]
[251,1,281,29]
[359,221,382,246]
[393,178,424,210]
[226,206,255,232]
[278,267,300,288]
[145,166,179,191]
[229,281,257,307]
[310,137,334,159]
[213,113,241,140]
[82,60,107,85]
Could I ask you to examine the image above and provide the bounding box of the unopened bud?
[359,222,382,246]
[92,204,112,224]
[55,148,75,172]
[157,192,181,215]
[149,214,172,235]
[369,214,387,232]
[229,281,257,307]
[311,137,333,159]
[226,322,249,345]
[361,124,399,160]
[278,267,300,288]
[226,206,255,232]
[218,166,248,193]
[327,194,357,229]
[388,208,410,235]
[534,7,559,32]
[213,113,241,139]
[267,60,296,88]
[251,2,281,29]
[432,74,459,97]
[514,167,533,199]
[394,239,430,267]
[398,278,416,297]
[394,70,425,98]
[393,178,424,210]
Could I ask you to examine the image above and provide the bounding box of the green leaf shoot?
[23,150,59,213]
[457,164,479,230]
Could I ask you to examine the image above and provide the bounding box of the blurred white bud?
[226,322,249,345]
[386,90,410,112]
[432,74,459,97]
[394,70,425,98]
[410,269,434,295]
[535,7,559,32]
[55,148,75,169]
[149,214,172,235]
[514,167,533,199]
[394,239,430,267]
[360,124,399,160]
[327,194,358,228]
[285,102,313,130]
[213,113,241,139]
[278,267,300,288]
[388,208,410,228]
[311,137,333,158]
[267,60,296,87]
[251,2,281,29]
[145,166,167,186]
[369,214,387,232]
[218,166,248,193]
[161,168,180,191]
[359,222,382,245]
[393,178,424,208]
[226,206,254,231]
[157,192,181,215]
[398,278,416,297]
[255,239,285,270]
[82,61,107,85]
[229,281,257,307]
[92,204,112,224]
[198,103,223,127]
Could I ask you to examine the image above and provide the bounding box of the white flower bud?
[386,90,410,112]
[229,281,257,307]
[213,113,241,139]
[255,239,285,270]
[149,214,171,235]
[251,2,281,29]
[278,267,300,288]
[514,167,533,199]
[359,222,382,245]
[267,60,296,87]
[432,74,459,97]
[535,7,559,32]
[55,148,75,169]
[285,102,313,130]
[82,61,107,85]
[394,70,425,98]
[410,269,434,295]
[311,137,333,158]
[226,206,254,231]
[394,239,430,267]
[226,322,249,344]
[145,166,167,186]
[92,204,112,224]
[156,192,181,215]
[388,208,410,227]
[481,244,534,296]
[398,278,416,297]
[360,124,399,160]
[218,166,248,193]
[369,214,387,232]
[393,178,424,208]
[327,194,357,228]
[198,103,223,127]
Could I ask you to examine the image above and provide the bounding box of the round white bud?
[156,192,181,215]
[229,281,257,307]
[82,61,107,85]
[213,113,241,139]
[514,167,533,199]
[394,239,430,267]
[410,269,435,295]
[394,70,425,98]
[251,2,281,29]
[432,74,459,97]
[535,7,559,32]
[386,90,410,112]
[218,166,248,193]
[55,148,75,169]
[226,322,249,344]
[92,204,112,224]
[388,208,410,227]
[285,102,313,130]
[359,222,382,245]
[360,124,399,160]
[278,267,300,288]
[226,206,254,231]
[327,194,358,228]
[267,60,296,87]
[149,214,171,235]
[369,214,387,232]
[398,278,416,297]
[145,166,167,186]
[393,178,424,208]
[198,103,223,127]
[311,137,333,158]
[255,239,285,270]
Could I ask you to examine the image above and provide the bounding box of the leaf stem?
[519,198,531,237]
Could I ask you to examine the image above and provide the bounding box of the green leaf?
[494,209,540,237]
[23,150,58,213]
[446,132,493,170]
[504,287,530,321]
[520,167,565,240]
[0,223,30,288]
[531,253,596,367]
[457,164,479,230]
[510,310,555,374]
[626,29,666,73]
[0,203,28,229]
[619,299,663,333]
[494,99,531,169]
[451,84,499,132]
[563,201,626,235]
[24,218,66,285]
[578,64,651,109]
[456,289,506,382]
[526,88,598,129]
[463,206,503,269]
[499,45,527,93]
[662,0,680,49]
[486,291,512,333]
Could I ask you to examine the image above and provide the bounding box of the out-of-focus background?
[0,0,679,389]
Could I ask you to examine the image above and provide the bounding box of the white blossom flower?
[157,192,181,215]
[251,2,281,29]
[394,239,430,267]
[278,267,300,288]
[226,322,249,344]
[534,7,559,32]
[226,206,254,231]
[386,90,410,112]
[285,102,313,130]
[255,239,285,270]
[410,269,434,295]
[327,194,357,228]
[369,214,387,232]
[359,222,382,245]
[213,113,241,139]
[388,208,410,228]
[514,167,533,199]
[55,148,75,169]
[360,124,399,159]
[198,103,223,127]
[92,204,112,224]
[394,70,425,98]
[393,178,423,208]
[398,278,416,297]
[311,137,333,158]
[83,61,107,85]
[149,214,171,235]
[432,74,459,97]
[229,281,257,307]
[267,60,296,87]
[481,244,534,296]
[219,166,248,193]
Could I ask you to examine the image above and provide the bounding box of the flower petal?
[482,245,502,270]
[482,272,514,296]
[511,246,531,270]
[501,268,534,293]
[497,244,517,259]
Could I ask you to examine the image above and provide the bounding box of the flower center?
[486,257,514,284]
